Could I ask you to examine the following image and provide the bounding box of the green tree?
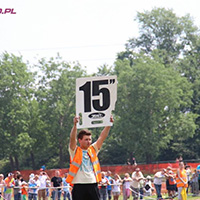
[0,53,34,170]
[121,8,199,66]
[113,54,197,163]
[116,7,200,162]
[35,56,87,168]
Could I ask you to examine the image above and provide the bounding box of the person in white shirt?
[112,174,122,200]
[122,173,132,200]
[99,172,109,200]
[144,176,154,196]
[0,174,5,199]
[153,169,167,200]
[38,171,49,200]
[130,168,144,200]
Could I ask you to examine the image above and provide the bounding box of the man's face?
[55,171,60,177]
[79,135,92,150]
[179,162,184,169]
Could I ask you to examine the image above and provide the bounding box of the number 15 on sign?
[76,76,117,128]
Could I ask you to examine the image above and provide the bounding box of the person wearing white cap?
[28,173,39,200]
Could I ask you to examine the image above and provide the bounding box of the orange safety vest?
[176,169,188,188]
[66,146,102,184]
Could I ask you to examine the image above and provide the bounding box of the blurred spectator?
[51,171,63,200]
[38,171,49,200]
[185,165,191,193]
[0,174,4,199]
[153,169,166,200]
[28,173,39,200]
[144,176,153,196]
[139,178,145,200]
[130,168,144,200]
[62,173,71,200]
[4,173,15,200]
[112,174,122,200]
[14,174,22,200]
[99,172,109,200]
[176,161,188,200]
[21,179,28,200]
[106,171,113,200]
[167,170,177,198]
[191,169,199,196]
[122,173,132,200]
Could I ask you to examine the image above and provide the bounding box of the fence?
[15,161,200,181]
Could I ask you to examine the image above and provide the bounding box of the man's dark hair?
[78,129,92,139]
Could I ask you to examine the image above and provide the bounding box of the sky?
[0,0,200,74]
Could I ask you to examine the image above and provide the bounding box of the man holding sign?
[66,115,114,200]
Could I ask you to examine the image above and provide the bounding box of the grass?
[116,193,200,200]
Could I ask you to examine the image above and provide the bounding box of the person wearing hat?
[144,176,153,196]
[165,166,171,198]
[4,173,15,200]
[153,169,167,200]
[168,170,177,198]
[130,168,144,200]
[28,173,39,200]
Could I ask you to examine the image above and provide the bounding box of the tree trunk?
[59,115,64,168]
[30,151,36,170]
[14,156,19,170]
[9,155,14,171]
[59,142,63,168]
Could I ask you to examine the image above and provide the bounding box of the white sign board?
[76,76,117,128]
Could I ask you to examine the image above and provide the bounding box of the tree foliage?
[113,54,197,163]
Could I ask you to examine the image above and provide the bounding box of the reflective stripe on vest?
[66,145,101,183]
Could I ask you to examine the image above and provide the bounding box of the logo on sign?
[88,112,105,119]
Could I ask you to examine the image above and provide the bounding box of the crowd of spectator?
[0,169,71,200]
[0,161,200,200]
[98,161,200,200]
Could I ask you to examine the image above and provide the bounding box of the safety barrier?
[14,162,200,181]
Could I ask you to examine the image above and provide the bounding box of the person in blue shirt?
[196,165,200,190]
[106,171,113,200]
[62,173,71,200]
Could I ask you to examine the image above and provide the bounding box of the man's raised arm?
[96,116,114,150]
[69,116,79,151]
